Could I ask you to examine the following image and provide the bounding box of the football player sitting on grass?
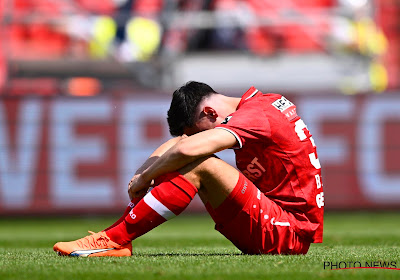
[54,81,324,257]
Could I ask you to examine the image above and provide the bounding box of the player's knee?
[180,155,221,176]
[196,155,223,176]
[178,155,220,184]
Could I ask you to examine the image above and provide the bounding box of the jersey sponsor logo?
[242,157,266,182]
[272,96,298,121]
[221,116,232,124]
[272,96,294,112]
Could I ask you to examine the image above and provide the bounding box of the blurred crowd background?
[0,0,399,215]
[1,0,399,95]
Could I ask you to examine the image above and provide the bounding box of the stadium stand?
[0,0,398,95]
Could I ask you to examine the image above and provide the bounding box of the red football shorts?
[205,172,310,255]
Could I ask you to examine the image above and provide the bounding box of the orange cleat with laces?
[53,231,132,257]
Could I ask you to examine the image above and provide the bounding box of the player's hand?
[128,174,151,200]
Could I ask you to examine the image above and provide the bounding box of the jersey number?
[294,119,324,208]
[294,119,321,169]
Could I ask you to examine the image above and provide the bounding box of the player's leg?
[198,169,311,255]
[53,156,239,257]
[102,193,150,232]
[181,157,310,255]
[104,156,239,245]
[103,137,186,231]
[179,155,239,209]
[104,155,238,233]
[53,170,197,257]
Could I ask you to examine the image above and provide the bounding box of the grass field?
[0,212,399,280]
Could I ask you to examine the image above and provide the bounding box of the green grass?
[0,212,399,280]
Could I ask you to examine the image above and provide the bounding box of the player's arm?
[127,135,188,198]
[128,128,237,198]
[133,135,187,175]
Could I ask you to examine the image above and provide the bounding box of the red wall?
[0,93,399,215]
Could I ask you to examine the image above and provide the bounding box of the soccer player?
[53,81,324,257]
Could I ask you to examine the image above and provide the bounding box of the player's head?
[167,81,218,136]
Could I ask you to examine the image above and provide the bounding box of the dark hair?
[167,81,217,136]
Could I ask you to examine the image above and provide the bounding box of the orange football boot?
[53,231,132,257]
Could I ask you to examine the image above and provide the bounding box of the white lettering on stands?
[297,98,354,165]
[1,96,399,213]
[119,100,170,194]
[359,97,400,203]
[0,100,41,208]
[50,100,113,207]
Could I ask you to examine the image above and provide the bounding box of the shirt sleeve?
[215,102,271,149]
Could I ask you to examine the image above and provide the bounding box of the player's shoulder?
[240,92,287,114]
[242,89,282,104]
[236,88,295,117]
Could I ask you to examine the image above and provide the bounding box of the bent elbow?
[175,141,190,157]
[175,139,199,159]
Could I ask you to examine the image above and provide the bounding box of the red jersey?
[215,87,324,243]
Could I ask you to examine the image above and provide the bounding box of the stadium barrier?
[0,93,399,215]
